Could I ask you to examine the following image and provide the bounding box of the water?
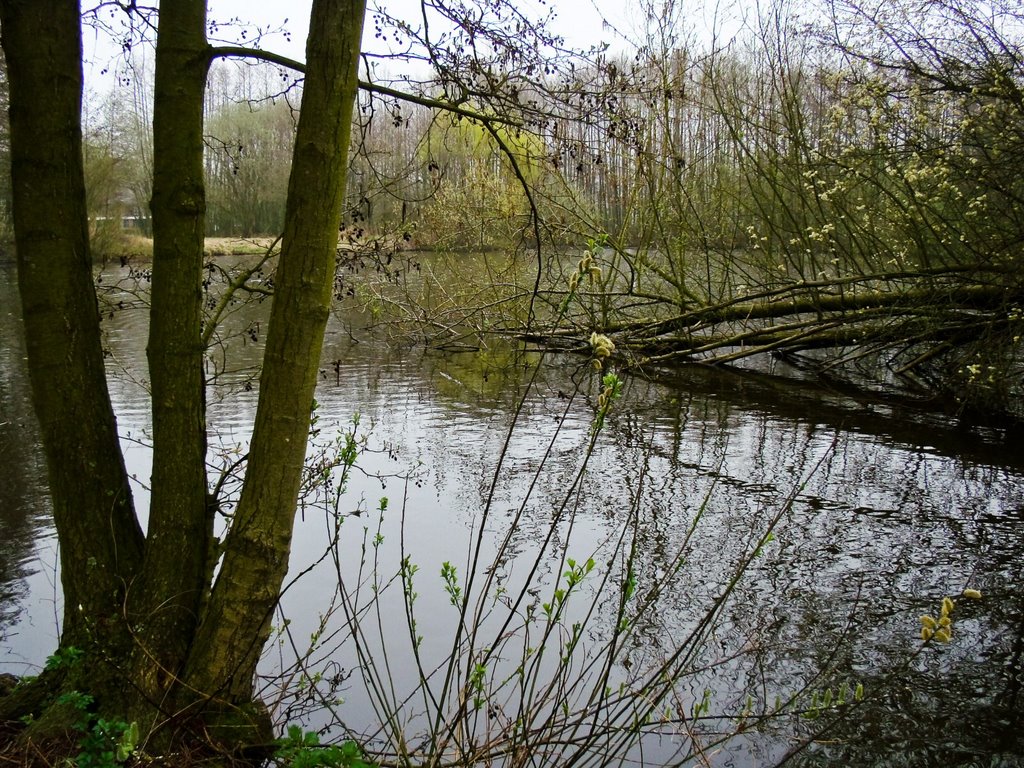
[2,256,1024,765]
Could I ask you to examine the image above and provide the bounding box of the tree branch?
[207,45,522,127]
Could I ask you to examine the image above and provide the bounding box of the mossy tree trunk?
[0,0,144,712]
[184,0,367,706]
[129,0,214,731]
[1,0,367,753]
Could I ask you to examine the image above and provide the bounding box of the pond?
[1,255,1024,766]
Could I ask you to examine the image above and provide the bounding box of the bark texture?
[184,0,367,705]
[0,0,143,657]
[131,0,213,728]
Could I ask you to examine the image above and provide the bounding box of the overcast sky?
[82,0,750,91]
[200,0,634,58]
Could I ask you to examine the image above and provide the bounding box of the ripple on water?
[2,261,1024,762]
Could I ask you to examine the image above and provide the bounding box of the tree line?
[336,0,1024,418]
[70,0,1024,421]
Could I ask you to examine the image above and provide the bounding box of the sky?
[198,0,751,56]
[82,0,752,92]
[200,0,634,58]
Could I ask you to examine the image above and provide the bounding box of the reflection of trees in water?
[358,336,1024,760]
[0,265,51,640]
[777,454,1024,762]
[599,373,1024,762]
[8,259,1024,757]
[785,580,1024,764]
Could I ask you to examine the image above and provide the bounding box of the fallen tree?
[507,256,1024,415]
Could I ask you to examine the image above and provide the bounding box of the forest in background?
[4,0,1024,417]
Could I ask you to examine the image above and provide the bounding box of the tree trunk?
[130,0,213,729]
[0,0,143,675]
[2,0,368,752]
[183,0,367,710]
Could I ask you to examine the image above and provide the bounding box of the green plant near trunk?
[58,692,139,768]
[275,725,373,768]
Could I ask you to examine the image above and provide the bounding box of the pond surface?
[2,257,1024,766]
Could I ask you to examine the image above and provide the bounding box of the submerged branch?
[506,258,1024,415]
[627,268,1015,340]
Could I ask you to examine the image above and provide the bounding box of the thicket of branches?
[56,0,1024,421]
[353,0,1024,417]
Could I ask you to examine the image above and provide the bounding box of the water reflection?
[1,257,1023,763]
[0,263,58,664]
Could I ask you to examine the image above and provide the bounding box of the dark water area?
[0,265,56,649]
[2,258,1024,765]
